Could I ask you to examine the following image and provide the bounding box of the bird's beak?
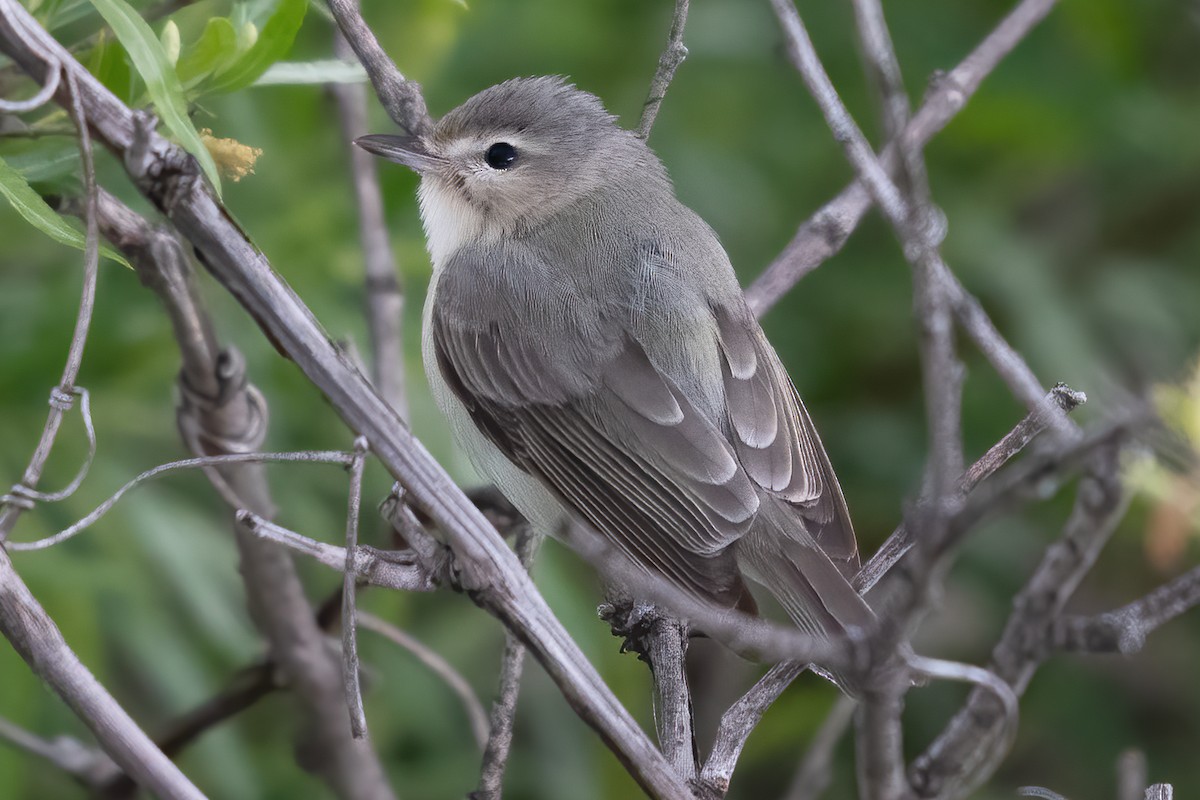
[355,134,444,174]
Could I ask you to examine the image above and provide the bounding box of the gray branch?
[325,0,433,137]
[910,443,1129,798]
[637,0,690,139]
[472,527,543,800]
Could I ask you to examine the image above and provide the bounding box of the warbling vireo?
[358,76,871,662]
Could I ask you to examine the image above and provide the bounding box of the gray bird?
[358,76,871,667]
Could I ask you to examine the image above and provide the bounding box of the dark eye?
[485,142,518,170]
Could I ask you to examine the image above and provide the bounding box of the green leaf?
[205,0,307,94]
[3,140,79,184]
[88,0,222,195]
[253,59,367,86]
[85,29,134,103]
[175,16,239,89]
[0,155,131,268]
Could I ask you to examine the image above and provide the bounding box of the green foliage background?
[2,0,1199,797]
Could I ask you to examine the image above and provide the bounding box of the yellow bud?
[200,129,263,183]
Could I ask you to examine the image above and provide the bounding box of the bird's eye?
[485,142,518,170]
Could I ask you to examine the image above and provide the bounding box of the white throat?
[417,178,491,270]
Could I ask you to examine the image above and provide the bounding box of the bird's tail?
[736,504,874,693]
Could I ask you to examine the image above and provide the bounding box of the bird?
[357,76,872,675]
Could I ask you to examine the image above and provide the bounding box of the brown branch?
[637,0,689,139]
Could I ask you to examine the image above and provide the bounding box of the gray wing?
[712,303,860,576]
[431,309,761,609]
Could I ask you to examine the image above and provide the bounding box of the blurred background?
[2,0,1199,797]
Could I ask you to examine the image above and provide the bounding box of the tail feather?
[736,504,874,692]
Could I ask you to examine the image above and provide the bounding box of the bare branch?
[324,0,433,137]
[332,31,408,416]
[0,550,206,799]
[637,0,689,139]
[0,715,116,786]
[850,0,909,142]
[856,384,1086,597]
[473,527,542,799]
[1050,564,1200,655]
[7,451,355,552]
[357,612,490,752]
[342,438,370,740]
[746,0,1060,316]
[239,513,436,592]
[697,661,806,799]
[647,615,696,780]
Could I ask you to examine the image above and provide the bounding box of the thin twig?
[342,438,370,739]
[358,611,490,752]
[238,513,436,592]
[0,64,99,541]
[472,527,543,799]
[0,716,116,786]
[637,0,690,139]
[332,31,408,416]
[7,451,355,552]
